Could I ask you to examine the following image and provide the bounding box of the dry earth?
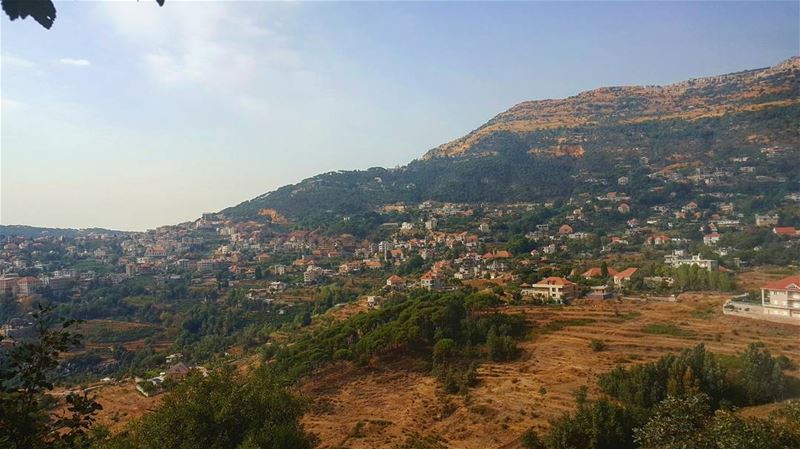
[300,293,800,449]
[52,379,162,433]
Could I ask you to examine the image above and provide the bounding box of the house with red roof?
[521,277,577,303]
[646,234,671,246]
[385,275,405,289]
[773,227,799,238]
[582,267,619,278]
[703,233,721,245]
[761,275,800,320]
[420,271,444,291]
[613,267,639,286]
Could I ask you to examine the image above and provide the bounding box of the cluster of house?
[516,265,639,303]
[0,269,86,300]
[2,186,797,322]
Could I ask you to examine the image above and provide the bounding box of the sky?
[1,1,798,231]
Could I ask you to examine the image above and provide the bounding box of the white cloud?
[1,98,23,110]
[59,58,91,66]
[1,54,36,69]
[95,2,312,114]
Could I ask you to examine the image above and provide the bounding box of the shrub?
[520,428,546,449]
[590,339,606,352]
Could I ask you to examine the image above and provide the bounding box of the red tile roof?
[386,275,404,284]
[582,267,619,278]
[773,227,798,236]
[763,275,800,291]
[614,267,638,279]
[535,276,574,286]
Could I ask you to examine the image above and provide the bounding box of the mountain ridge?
[223,57,799,222]
[422,56,799,160]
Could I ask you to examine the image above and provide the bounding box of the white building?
[761,275,800,320]
[755,214,779,227]
[664,254,719,271]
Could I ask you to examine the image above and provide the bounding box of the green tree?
[707,409,800,449]
[634,394,713,449]
[739,343,786,405]
[2,0,164,29]
[546,398,635,449]
[0,306,102,449]
[102,366,315,449]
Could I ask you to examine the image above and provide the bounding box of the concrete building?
[761,275,800,320]
[665,254,719,271]
[521,277,578,303]
[755,214,779,227]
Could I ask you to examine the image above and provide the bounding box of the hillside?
[226,58,799,222]
[0,225,132,239]
[424,57,800,159]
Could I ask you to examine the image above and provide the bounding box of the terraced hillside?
[300,294,800,449]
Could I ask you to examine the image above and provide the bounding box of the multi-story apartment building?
[761,275,800,320]
[521,277,578,303]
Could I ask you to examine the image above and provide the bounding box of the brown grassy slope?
[300,293,800,449]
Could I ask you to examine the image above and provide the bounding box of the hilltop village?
[3,167,800,346]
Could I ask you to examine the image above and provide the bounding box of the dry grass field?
[52,380,162,433]
[300,293,800,449]
[67,292,799,446]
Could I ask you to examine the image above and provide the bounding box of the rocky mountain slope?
[423,57,799,160]
[224,57,799,222]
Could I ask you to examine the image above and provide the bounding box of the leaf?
[1,0,56,29]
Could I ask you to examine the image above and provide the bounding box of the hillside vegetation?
[224,57,799,222]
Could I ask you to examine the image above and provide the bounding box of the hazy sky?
[1,1,798,230]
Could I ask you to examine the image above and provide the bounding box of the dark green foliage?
[101,366,315,449]
[507,234,534,255]
[2,0,164,29]
[487,325,518,361]
[399,254,427,275]
[738,343,787,405]
[635,396,800,449]
[703,409,800,449]
[530,342,798,449]
[273,291,524,392]
[598,344,727,411]
[545,398,636,449]
[520,428,546,449]
[590,339,606,352]
[0,306,102,449]
[672,265,735,292]
[599,343,790,414]
[633,393,714,449]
